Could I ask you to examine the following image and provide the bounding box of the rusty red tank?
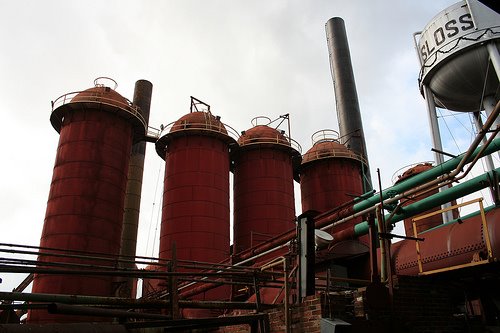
[155,108,236,317]
[232,123,301,256]
[394,163,458,237]
[392,206,500,276]
[29,80,146,323]
[300,130,366,228]
[156,110,235,265]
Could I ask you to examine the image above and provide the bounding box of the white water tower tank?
[417,0,500,112]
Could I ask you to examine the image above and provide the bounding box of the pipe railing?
[51,90,147,131]
[158,119,241,143]
[412,197,494,276]
[238,134,302,154]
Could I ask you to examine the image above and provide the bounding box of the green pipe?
[351,168,499,238]
[391,168,499,222]
[352,137,500,213]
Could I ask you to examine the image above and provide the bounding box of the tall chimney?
[326,17,372,191]
[117,79,153,297]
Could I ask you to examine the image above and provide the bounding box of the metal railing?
[51,90,147,131]
[311,129,340,145]
[238,134,302,154]
[158,119,240,143]
[391,161,434,185]
[412,197,494,275]
[0,242,282,325]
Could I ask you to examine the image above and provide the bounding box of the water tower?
[415,0,500,221]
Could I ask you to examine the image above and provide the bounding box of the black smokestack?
[326,17,372,191]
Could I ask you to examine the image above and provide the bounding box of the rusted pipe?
[47,303,170,320]
[0,323,128,333]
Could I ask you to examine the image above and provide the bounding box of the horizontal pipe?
[390,169,499,222]
[124,313,268,330]
[0,323,129,333]
[48,303,171,320]
[352,137,500,214]
[0,265,255,278]
[0,292,275,311]
[0,291,166,307]
[237,137,500,261]
[345,168,500,239]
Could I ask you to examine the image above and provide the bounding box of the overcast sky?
[1,0,497,292]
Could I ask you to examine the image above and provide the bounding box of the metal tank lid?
[301,130,366,165]
[238,125,290,147]
[170,111,228,135]
[235,116,302,153]
[49,77,146,141]
[393,162,434,185]
[155,108,239,160]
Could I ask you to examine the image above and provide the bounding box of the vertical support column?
[487,42,500,82]
[486,41,500,161]
[118,80,153,298]
[473,111,496,171]
[422,85,454,223]
[483,96,500,144]
[367,213,379,283]
[298,212,315,300]
[283,256,291,333]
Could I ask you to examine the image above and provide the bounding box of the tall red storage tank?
[232,121,301,256]
[155,108,236,316]
[300,130,366,229]
[29,79,146,323]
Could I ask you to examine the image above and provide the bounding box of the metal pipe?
[422,84,454,222]
[0,292,275,311]
[375,207,387,282]
[177,242,289,298]
[326,17,371,190]
[47,303,171,320]
[0,265,253,278]
[472,112,496,171]
[0,323,129,333]
[118,80,153,298]
[284,257,291,333]
[0,291,168,307]
[172,109,500,299]
[232,134,500,268]
[0,242,167,267]
[340,167,500,239]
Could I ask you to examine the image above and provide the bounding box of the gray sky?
[1,0,496,292]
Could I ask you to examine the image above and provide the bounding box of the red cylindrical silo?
[232,124,301,256]
[155,109,236,316]
[394,163,459,237]
[29,81,146,323]
[300,130,366,225]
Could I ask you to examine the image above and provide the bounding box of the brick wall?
[217,295,322,333]
[392,275,464,333]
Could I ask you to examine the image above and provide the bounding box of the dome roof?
[170,111,228,135]
[302,140,362,164]
[71,86,130,110]
[395,163,433,184]
[238,125,289,146]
